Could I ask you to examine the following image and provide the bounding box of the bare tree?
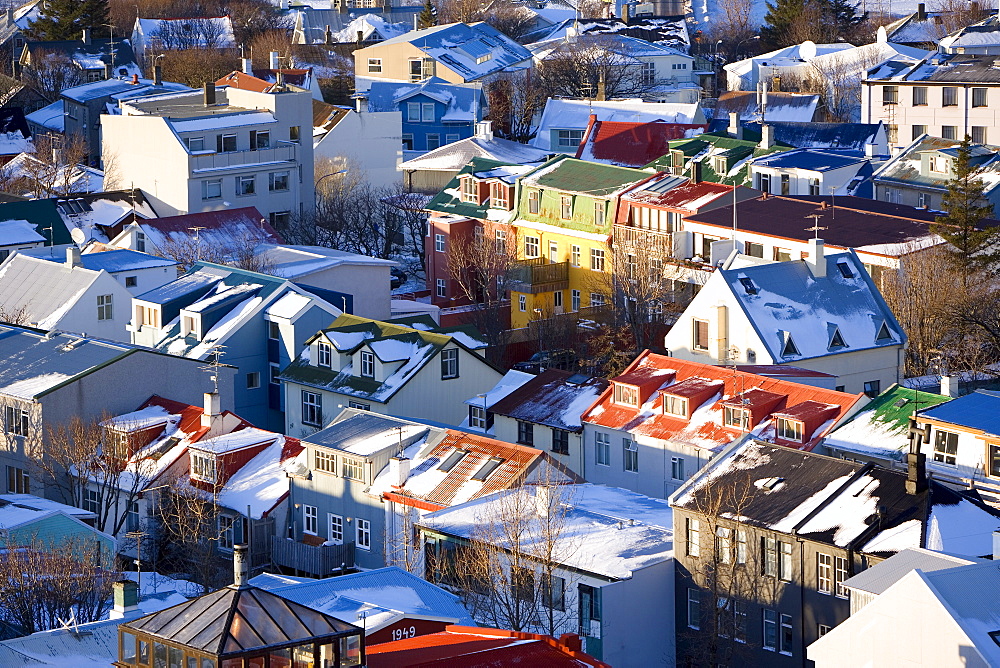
[712,0,757,51]
[22,50,84,102]
[152,474,228,593]
[484,70,547,143]
[538,37,664,100]
[157,228,276,273]
[0,134,89,199]
[929,0,990,37]
[383,502,422,574]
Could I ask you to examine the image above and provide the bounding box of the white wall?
[315,110,402,191]
[54,270,135,342]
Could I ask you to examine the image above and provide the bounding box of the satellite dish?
[799,40,817,60]
[70,228,86,245]
[876,26,888,44]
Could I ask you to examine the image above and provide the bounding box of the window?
[5,406,28,436]
[776,418,803,442]
[780,614,793,655]
[289,126,300,143]
[589,293,605,308]
[571,245,580,266]
[590,248,605,271]
[421,102,435,122]
[348,401,370,411]
[973,126,988,144]
[818,553,832,594]
[472,456,504,481]
[436,278,447,298]
[990,444,1000,477]
[934,430,958,465]
[491,182,509,209]
[809,177,820,195]
[724,405,749,429]
[407,102,421,123]
[671,456,685,480]
[942,86,957,106]
[780,540,792,581]
[550,428,570,455]
[317,341,332,367]
[913,124,927,140]
[763,609,777,651]
[623,438,638,472]
[461,177,478,203]
[524,235,540,257]
[687,589,700,629]
[360,350,375,378]
[83,487,100,514]
[864,380,881,398]
[186,136,205,151]
[246,372,260,389]
[549,240,558,262]
[517,420,534,445]
[614,383,638,406]
[716,526,731,564]
[686,517,701,557]
[6,466,28,494]
[357,518,371,550]
[518,294,526,311]
[266,320,280,341]
[236,175,255,196]
[512,566,534,602]
[124,276,137,288]
[818,624,831,637]
[97,294,113,320]
[270,211,290,228]
[554,291,562,308]
[942,125,957,140]
[736,529,747,564]
[528,189,540,214]
[409,59,424,82]
[774,247,792,262]
[663,395,688,417]
[401,134,413,150]
[973,87,988,107]
[219,515,237,549]
[571,290,580,312]
[434,233,445,252]
[136,231,146,252]
[595,432,610,465]
[593,200,604,225]
[217,134,236,152]
[561,196,573,219]
[542,575,565,610]
[469,405,488,430]
[328,514,343,543]
[494,228,507,253]
[315,449,337,474]
[556,129,583,149]
[745,241,764,258]
[912,86,927,106]
[270,363,281,386]
[835,555,849,598]
[368,58,382,73]
[693,318,709,351]
[301,391,322,426]
[250,130,270,150]
[342,457,364,481]
[426,134,440,150]
[303,506,319,535]
[445,133,459,143]
[641,61,655,85]
[441,348,459,379]
[191,453,216,483]
[763,536,778,577]
[269,171,289,191]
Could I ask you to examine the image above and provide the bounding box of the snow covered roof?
[462,369,534,412]
[330,13,408,42]
[883,11,950,45]
[622,179,752,213]
[25,100,64,133]
[673,439,1000,558]
[366,77,484,123]
[842,546,980,596]
[420,483,673,579]
[917,390,1000,434]
[256,244,395,281]
[751,147,869,173]
[576,118,707,167]
[0,614,130,667]
[308,411,433,458]
[0,493,97,528]
[714,90,819,124]
[872,134,1000,195]
[216,435,302,518]
[0,252,108,330]
[34,247,176,273]
[398,133,549,172]
[533,98,705,150]
[869,52,1000,83]
[939,15,1000,51]
[526,16,689,52]
[0,218,44,245]
[584,352,861,452]
[488,369,608,432]
[1,152,104,198]
[527,32,692,62]
[714,249,906,362]
[61,76,189,104]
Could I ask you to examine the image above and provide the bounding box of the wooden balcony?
[271,536,355,577]
[613,224,674,255]
[511,258,569,294]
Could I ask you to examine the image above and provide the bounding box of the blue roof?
[37,248,177,273]
[366,77,483,122]
[250,566,476,626]
[752,148,867,172]
[919,390,1000,435]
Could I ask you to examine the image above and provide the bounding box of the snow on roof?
[330,13,408,42]
[420,483,673,579]
[917,390,1000,434]
[136,16,236,48]
[37,247,176,273]
[463,369,534,409]
[0,253,106,332]
[25,100,65,133]
[398,134,549,172]
[843,546,980,596]
[189,426,277,455]
[265,291,312,320]
[532,98,705,150]
[714,90,819,123]
[256,243,394,279]
[0,614,125,667]
[0,493,97,527]
[102,404,174,431]
[218,436,301,518]
[488,369,608,432]
[0,218,45,245]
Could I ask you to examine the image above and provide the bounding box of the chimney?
[692,159,703,184]
[233,544,250,588]
[620,3,630,24]
[325,25,333,44]
[865,141,877,158]
[771,74,781,92]
[67,246,81,267]
[357,29,364,47]
[242,57,252,74]
[104,61,113,80]
[203,81,216,106]
[596,70,606,101]
[131,73,138,85]
[940,374,958,397]
[202,391,222,432]
[476,120,493,141]
[109,580,139,619]
[727,111,741,139]
[993,530,1000,560]
[536,485,554,518]
[905,451,928,495]
[759,123,774,149]
[4,8,12,26]
[82,28,91,45]
[807,238,826,277]
[389,456,410,487]
[269,51,280,70]
[917,2,927,19]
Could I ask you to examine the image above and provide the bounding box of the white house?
[313,100,402,190]
[662,243,907,396]
[19,246,178,296]
[749,147,883,197]
[101,84,314,225]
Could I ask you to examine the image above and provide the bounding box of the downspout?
[964,85,969,139]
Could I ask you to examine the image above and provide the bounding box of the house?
[749,147,882,197]
[0,149,104,198]
[251,566,476,643]
[523,15,690,54]
[291,8,417,45]
[21,246,178,295]
[217,58,323,102]
[367,625,610,667]
[102,83,315,224]
[129,263,341,430]
[24,100,64,138]
[108,207,281,260]
[0,0,40,69]
[312,98,402,190]
[0,197,73,255]
[863,53,1000,148]
[715,90,820,124]
[279,314,500,435]
[645,129,792,187]
[575,117,708,168]
[0,107,31,165]
[703,119,888,154]
[871,134,1000,210]
[671,439,1000,668]
[0,493,114,562]
[52,188,159,245]
[581,352,863,498]
[352,22,532,93]
[0,325,234,497]
[663,244,906,395]
[0,248,139,340]
[939,14,1000,54]
[365,77,486,154]
[527,33,700,103]
[19,33,141,83]
[419,483,675,667]
[532,98,706,152]
[131,16,236,66]
[398,121,548,193]
[809,552,1000,667]
[881,3,950,50]
[477,368,609,474]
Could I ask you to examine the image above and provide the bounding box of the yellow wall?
[353,42,468,85]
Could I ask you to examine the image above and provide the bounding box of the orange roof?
[215,70,305,93]
[140,395,210,443]
[366,626,610,668]
[583,352,863,451]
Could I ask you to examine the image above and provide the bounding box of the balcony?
[614,224,674,256]
[190,145,296,173]
[271,536,355,577]
[511,258,569,294]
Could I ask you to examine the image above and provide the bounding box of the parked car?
[512,349,578,374]
[391,266,407,289]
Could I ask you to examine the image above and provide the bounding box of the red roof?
[215,69,312,92]
[576,117,707,168]
[583,352,864,451]
[141,207,284,244]
[366,626,610,668]
[140,395,210,444]
[624,179,733,212]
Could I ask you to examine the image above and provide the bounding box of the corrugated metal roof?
[843,547,979,595]
[919,390,1000,434]
[526,157,650,195]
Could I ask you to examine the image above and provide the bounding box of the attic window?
[191,452,216,483]
[829,328,847,349]
[613,383,639,407]
[990,630,1000,647]
[723,405,750,430]
[755,476,785,491]
[471,456,504,481]
[781,335,800,357]
[712,156,727,174]
[836,262,854,279]
[461,177,479,203]
[876,321,893,343]
[438,448,468,472]
[776,418,803,442]
[739,277,757,295]
[663,395,688,417]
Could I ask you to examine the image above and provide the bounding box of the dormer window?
[471,457,504,481]
[191,452,216,483]
[182,314,199,338]
[317,341,332,367]
[776,418,803,442]
[461,176,479,203]
[781,335,800,357]
[876,321,893,343]
[663,395,688,417]
[613,383,639,407]
[105,428,133,459]
[490,182,509,209]
[712,156,727,174]
[360,350,375,378]
[723,405,750,430]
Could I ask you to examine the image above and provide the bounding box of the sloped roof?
[398,133,549,172]
[0,107,30,157]
[488,369,607,432]
[0,198,71,245]
[528,32,692,61]
[622,178,757,213]
[60,76,189,104]
[524,16,689,51]
[131,206,282,250]
[367,77,484,123]
[583,352,861,452]
[35,247,176,273]
[533,98,705,150]
[135,16,236,49]
[424,156,532,220]
[646,132,792,185]
[872,134,1000,195]
[939,16,1000,51]
[704,121,884,151]
[918,390,1000,434]
[751,148,868,172]
[520,155,651,196]
[715,90,819,123]
[0,253,105,329]
[25,100,64,133]
[842,546,979,596]
[883,11,949,44]
[307,411,431,458]
[215,70,294,94]
[870,52,1000,83]
[576,119,707,167]
[23,38,140,77]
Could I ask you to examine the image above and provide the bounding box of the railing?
[613,224,674,255]
[271,536,355,576]
[191,145,296,172]
[511,258,569,294]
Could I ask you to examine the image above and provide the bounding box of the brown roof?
[487,369,608,432]
[313,98,349,132]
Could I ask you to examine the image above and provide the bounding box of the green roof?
[424,157,514,219]
[854,384,953,432]
[646,132,793,186]
[524,156,650,196]
[0,199,72,245]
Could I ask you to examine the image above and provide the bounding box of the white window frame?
[236,175,255,196]
[356,518,371,550]
[328,514,343,544]
[97,294,113,320]
[368,58,382,73]
[436,278,447,298]
[776,418,803,442]
[301,390,322,426]
[190,452,216,483]
[524,235,540,258]
[303,505,318,535]
[360,350,375,378]
[590,248,605,271]
[595,432,610,466]
[441,348,459,379]
[623,438,638,472]
[317,341,332,367]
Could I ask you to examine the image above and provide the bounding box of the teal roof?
[424,157,515,219]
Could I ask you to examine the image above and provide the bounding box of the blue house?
[365,77,486,155]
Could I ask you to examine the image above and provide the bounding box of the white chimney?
[202,391,222,432]
[865,142,877,158]
[66,246,81,267]
[233,544,249,588]
[993,530,1000,560]
[759,124,774,150]
[807,238,826,277]
[536,485,553,518]
[475,120,493,141]
[242,57,253,75]
[269,51,280,70]
[940,374,958,398]
[389,455,410,488]
[728,112,740,139]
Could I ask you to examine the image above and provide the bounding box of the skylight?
[829,328,846,349]
[471,457,504,481]
[836,262,854,279]
[739,277,758,295]
[438,448,468,472]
